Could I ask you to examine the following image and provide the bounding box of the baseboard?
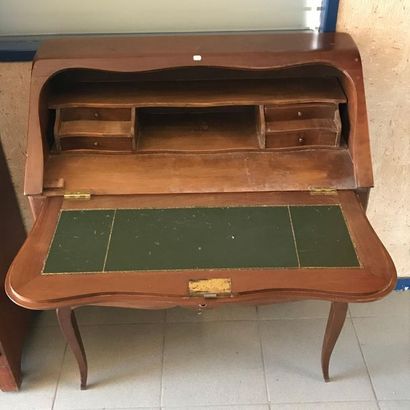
[395,277,410,291]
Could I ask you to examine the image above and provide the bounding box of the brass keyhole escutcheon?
[197,302,207,316]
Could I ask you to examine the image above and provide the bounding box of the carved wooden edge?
[6,191,396,311]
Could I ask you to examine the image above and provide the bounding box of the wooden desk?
[5,32,396,389]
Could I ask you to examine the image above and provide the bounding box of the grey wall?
[338,0,410,277]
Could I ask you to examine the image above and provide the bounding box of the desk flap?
[6,191,396,309]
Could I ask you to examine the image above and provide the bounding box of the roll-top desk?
[6,32,396,389]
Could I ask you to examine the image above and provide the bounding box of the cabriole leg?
[321,302,348,382]
[56,307,88,390]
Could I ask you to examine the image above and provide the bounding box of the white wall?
[0,0,321,35]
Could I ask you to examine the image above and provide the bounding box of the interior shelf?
[49,77,347,153]
[48,78,346,108]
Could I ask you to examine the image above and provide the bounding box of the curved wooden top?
[33,32,359,76]
[6,191,396,310]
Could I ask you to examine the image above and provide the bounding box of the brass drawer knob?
[298,136,305,144]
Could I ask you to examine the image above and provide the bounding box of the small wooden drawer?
[266,130,337,148]
[263,103,342,148]
[54,107,135,152]
[264,103,338,122]
[59,107,132,122]
[60,136,134,152]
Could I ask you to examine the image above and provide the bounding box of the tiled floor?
[1,292,409,410]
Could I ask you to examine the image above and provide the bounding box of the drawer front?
[60,107,132,121]
[60,137,134,151]
[265,103,337,122]
[266,130,337,148]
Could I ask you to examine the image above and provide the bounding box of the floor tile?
[349,291,410,318]
[53,323,163,409]
[162,321,267,407]
[75,408,159,410]
[379,401,410,409]
[33,309,59,327]
[0,326,66,410]
[76,306,165,325]
[260,318,374,403]
[106,408,160,410]
[34,306,166,327]
[162,406,269,410]
[353,316,410,400]
[270,402,378,409]
[166,305,257,322]
[257,300,330,320]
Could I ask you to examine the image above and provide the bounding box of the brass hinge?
[63,191,91,200]
[309,187,337,196]
[188,278,232,298]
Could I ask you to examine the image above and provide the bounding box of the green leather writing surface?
[290,206,360,267]
[43,210,114,273]
[42,205,359,274]
[106,207,297,271]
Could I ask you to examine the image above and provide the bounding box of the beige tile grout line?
[102,209,117,272]
[350,316,381,409]
[256,308,271,405]
[287,206,301,268]
[51,342,68,410]
[160,403,272,408]
[159,320,167,408]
